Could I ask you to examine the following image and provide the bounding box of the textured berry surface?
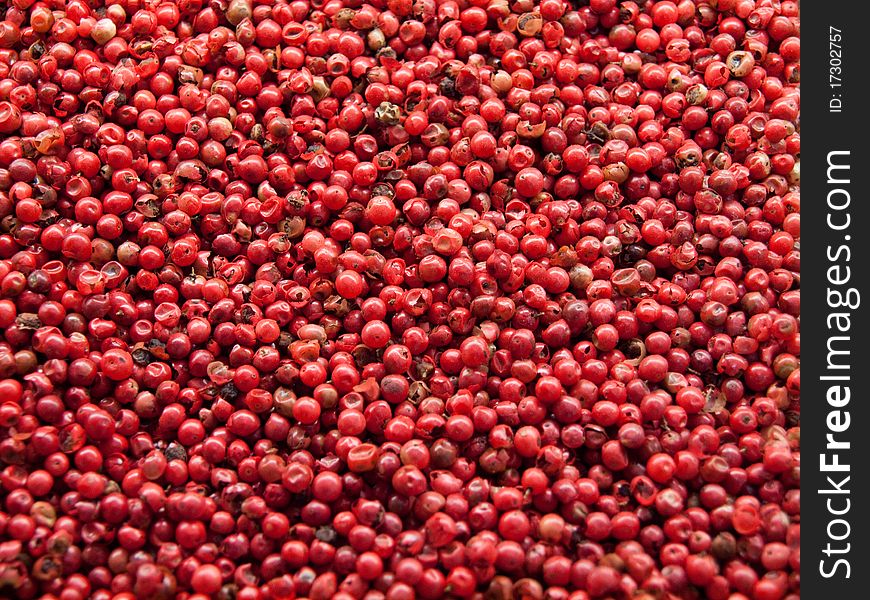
[0,0,799,599]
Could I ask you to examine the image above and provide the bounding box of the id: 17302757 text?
[829,26,844,112]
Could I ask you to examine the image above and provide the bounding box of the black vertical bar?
[802,3,868,596]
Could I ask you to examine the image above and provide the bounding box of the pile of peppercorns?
[0,0,799,598]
